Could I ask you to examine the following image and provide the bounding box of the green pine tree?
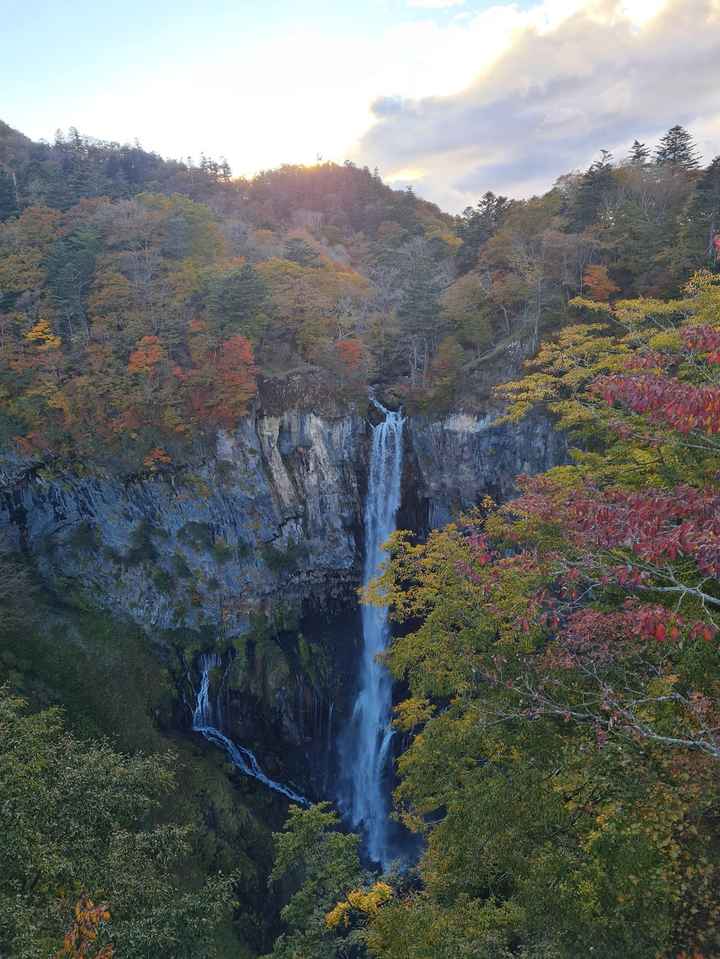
[570,150,615,229]
[654,125,700,169]
[676,156,720,271]
[0,170,18,221]
[629,139,650,164]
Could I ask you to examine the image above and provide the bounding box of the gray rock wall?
[0,406,564,636]
[0,411,366,636]
[408,410,566,530]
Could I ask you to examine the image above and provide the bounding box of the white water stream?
[193,399,405,852]
[192,652,308,805]
[342,400,405,867]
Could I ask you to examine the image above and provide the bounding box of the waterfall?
[323,700,335,793]
[192,652,308,806]
[342,399,405,867]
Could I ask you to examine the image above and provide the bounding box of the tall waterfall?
[342,399,405,867]
[192,652,308,805]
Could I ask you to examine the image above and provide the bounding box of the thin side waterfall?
[342,399,405,867]
[192,652,308,805]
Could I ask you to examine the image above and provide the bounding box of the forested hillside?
[2,118,720,959]
[1,121,718,470]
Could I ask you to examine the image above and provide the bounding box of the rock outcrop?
[406,410,566,530]
[0,405,563,636]
[0,399,564,793]
[0,411,366,636]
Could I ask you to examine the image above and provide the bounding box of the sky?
[2,0,720,211]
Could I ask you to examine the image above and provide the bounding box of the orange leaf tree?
[56,897,113,959]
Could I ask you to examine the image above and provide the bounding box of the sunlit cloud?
[407,0,466,8]
[9,0,718,214]
[353,0,720,209]
[385,166,428,181]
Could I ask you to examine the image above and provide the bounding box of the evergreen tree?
[570,150,615,229]
[654,125,700,169]
[284,236,320,267]
[456,191,510,274]
[207,262,269,340]
[0,170,18,221]
[629,139,650,164]
[677,156,720,269]
[45,225,102,340]
[394,239,449,386]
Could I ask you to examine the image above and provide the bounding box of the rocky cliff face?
[0,411,366,637]
[0,405,563,636]
[406,409,567,530]
[0,402,563,790]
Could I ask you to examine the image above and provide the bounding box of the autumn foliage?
[335,338,364,373]
[583,263,619,302]
[56,898,113,959]
[127,335,165,376]
[351,273,720,959]
[177,333,256,430]
[4,124,720,471]
[0,193,262,469]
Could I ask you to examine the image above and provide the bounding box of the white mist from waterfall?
[192,652,308,805]
[342,400,405,868]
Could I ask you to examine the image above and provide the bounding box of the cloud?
[407,0,465,8]
[355,0,720,210]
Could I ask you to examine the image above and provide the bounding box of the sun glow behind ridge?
[3,0,715,209]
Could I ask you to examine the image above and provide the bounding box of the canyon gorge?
[0,380,564,854]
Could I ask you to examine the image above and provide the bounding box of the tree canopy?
[0,688,236,959]
[1,122,719,466]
